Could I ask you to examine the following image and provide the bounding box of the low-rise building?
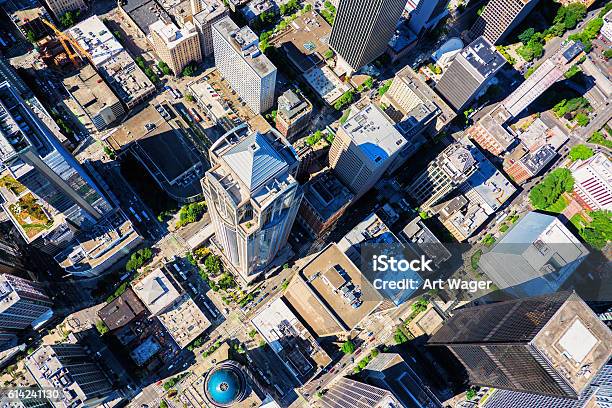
[400,217,451,266]
[251,297,331,384]
[570,152,612,211]
[118,0,172,37]
[298,170,353,237]
[466,105,515,155]
[97,287,146,332]
[241,0,277,24]
[479,212,589,298]
[506,144,556,184]
[43,0,86,20]
[275,89,312,140]
[63,64,125,131]
[68,16,156,109]
[132,268,210,349]
[149,20,202,75]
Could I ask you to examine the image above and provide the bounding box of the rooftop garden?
[8,193,53,238]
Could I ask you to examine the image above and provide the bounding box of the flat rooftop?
[302,171,353,221]
[98,287,146,331]
[340,104,405,168]
[63,65,121,120]
[194,0,227,22]
[213,17,276,78]
[271,10,331,72]
[461,36,505,79]
[157,293,210,349]
[120,0,172,35]
[132,268,181,315]
[106,103,204,198]
[303,65,350,104]
[284,244,383,337]
[251,297,331,384]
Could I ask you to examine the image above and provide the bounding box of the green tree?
[181,62,197,77]
[333,90,354,110]
[323,49,334,59]
[604,49,612,59]
[518,27,535,44]
[578,210,611,250]
[159,400,168,408]
[394,328,408,344]
[569,144,593,161]
[157,61,171,76]
[529,168,574,210]
[341,340,356,354]
[26,30,37,43]
[205,254,221,275]
[378,80,391,97]
[411,297,429,314]
[554,4,587,30]
[95,320,109,335]
[575,112,590,127]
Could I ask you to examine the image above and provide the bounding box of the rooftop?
[518,117,568,151]
[132,268,181,315]
[68,16,155,106]
[302,65,351,104]
[519,144,557,174]
[459,36,505,79]
[284,244,384,337]
[150,20,198,48]
[97,287,146,331]
[62,65,121,122]
[157,293,210,348]
[241,0,276,21]
[119,0,172,35]
[194,0,227,22]
[251,297,331,384]
[340,104,405,168]
[277,89,311,122]
[302,171,354,222]
[213,17,276,78]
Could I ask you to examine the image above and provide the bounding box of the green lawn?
[545,195,570,213]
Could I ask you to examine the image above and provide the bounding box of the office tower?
[470,0,539,44]
[329,104,406,199]
[408,140,478,211]
[43,0,86,20]
[405,0,451,35]
[0,274,52,330]
[484,364,612,408]
[0,230,27,274]
[26,344,114,408]
[0,80,142,275]
[435,36,505,111]
[0,57,28,96]
[381,65,456,134]
[202,125,302,283]
[275,90,312,141]
[429,292,612,398]
[149,20,202,75]
[192,0,228,57]
[329,0,407,73]
[321,377,404,407]
[570,152,612,211]
[501,41,584,117]
[212,17,276,113]
[479,211,589,297]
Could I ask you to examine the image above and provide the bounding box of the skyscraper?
[149,20,202,75]
[434,36,505,111]
[329,0,406,73]
[26,343,115,408]
[0,274,52,330]
[0,80,142,275]
[405,0,451,35]
[429,292,612,398]
[212,17,276,113]
[329,104,407,199]
[202,125,302,283]
[469,0,539,44]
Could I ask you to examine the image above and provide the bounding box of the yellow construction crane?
[41,19,89,67]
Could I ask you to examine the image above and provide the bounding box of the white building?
[202,125,302,283]
[329,104,407,199]
[212,16,276,113]
[570,152,612,211]
[602,8,612,42]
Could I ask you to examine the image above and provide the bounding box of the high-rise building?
[43,0,86,20]
[320,377,404,408]
[469,0,539,44]
[0,230,27,274]
[429,292,612,399]
[0,57,28,96]
[275,89,312,141]
[202,125,302,283]
[405,0,450,35]
[0,80,142,275]
[570,152,612,211]
[329,104,407,199]
[435,36,505,111]
[192,0,228,57]
[381,65,456,135]
[212,17,276,113]
[25,343,115,408]
[483,364,612,408]
[329,0,407,73]
[479,211,589,297]
[0,274,52,330]
[149,20,202,75]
